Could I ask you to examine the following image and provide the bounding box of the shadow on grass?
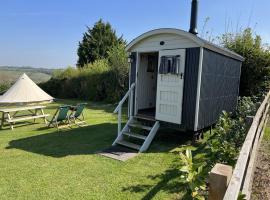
[6,122,193,158]
[6,122,193,199]
[0,121,39,131]
[149,128,194,153]
[122,161,187,200]
[121,129,193,200]
[6,123,118,157]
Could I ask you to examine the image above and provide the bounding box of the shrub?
[206,97,256,166]
[40,53,129,103]
[0,83,10,94]
[52,66,79,79]
[179,148,207,200]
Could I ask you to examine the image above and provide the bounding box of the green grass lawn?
[0,100,191,200]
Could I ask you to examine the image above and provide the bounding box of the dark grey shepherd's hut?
[112,0,244,152]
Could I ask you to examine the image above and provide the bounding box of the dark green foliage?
[41,44,129,103]
[178,148,207,200]
[107,43,129,102]
[238,192,247,200]
[173,97,256,199]
[0,83,10,94]
[206,97,256,166]
[77,19,125,67]
[220,28,270,96]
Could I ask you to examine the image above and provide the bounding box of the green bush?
[40,44,129,103]
[179,148,207,200]
[173,97,256,199]
[0,83,10,94]
[206,97,256,166]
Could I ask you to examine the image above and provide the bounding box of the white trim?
[139,121,160,152]
[126,28,204,51]
[128,55,131,118]
[194,47,204,131]
[134,52,139,116]
[126,28,244,61]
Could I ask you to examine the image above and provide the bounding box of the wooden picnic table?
[0,105,49,130]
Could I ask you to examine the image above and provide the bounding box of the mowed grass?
[0,100,189,200]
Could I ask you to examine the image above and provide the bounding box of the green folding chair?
[48,105,71,130]
[69,103,87,126]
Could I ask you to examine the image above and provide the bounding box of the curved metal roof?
[126,28,244,61]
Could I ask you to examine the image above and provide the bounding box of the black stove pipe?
[189,0,198,35]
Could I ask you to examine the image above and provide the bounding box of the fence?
[221,91,270,200]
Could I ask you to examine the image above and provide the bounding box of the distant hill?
[0,66,54,84]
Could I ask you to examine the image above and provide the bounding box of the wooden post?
[7,113,13,130]
[34,109,38,123]
[209,163,233,200]
[40,108,47,124]
[1,112,5,129]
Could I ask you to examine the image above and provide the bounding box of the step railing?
[139,121,160,152]
[114,83,135,136]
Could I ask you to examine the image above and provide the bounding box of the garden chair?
[69,103,87,126]
[47,105,71,130]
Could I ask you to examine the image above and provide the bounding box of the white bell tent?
[0,73,54,104]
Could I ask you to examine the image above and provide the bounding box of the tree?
[77,19,125,67]
[106,43,129,101]
[220,28,270,96]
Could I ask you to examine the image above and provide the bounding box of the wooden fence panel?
[223,92,270,200]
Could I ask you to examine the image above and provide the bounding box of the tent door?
[155,49,186,124]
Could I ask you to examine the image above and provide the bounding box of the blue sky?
[0,0,269,68]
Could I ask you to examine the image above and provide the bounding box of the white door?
[155,49,186,124]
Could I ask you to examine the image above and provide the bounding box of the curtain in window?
[159,55,181,75]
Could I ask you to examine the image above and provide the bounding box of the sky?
[0,0,269,68]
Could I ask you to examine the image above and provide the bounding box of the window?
[159,55,181,75]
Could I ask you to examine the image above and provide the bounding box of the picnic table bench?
[0,105,49,130]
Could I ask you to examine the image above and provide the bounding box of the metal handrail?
[114,83,135,136]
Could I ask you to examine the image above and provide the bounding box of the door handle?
[180,73,184,79]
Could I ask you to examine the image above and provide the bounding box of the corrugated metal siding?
[197,48,241,130]
[182,47,200,130]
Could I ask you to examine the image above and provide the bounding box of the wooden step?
[128,123,152,131]
[116,140,141,150]
[134,115,156,122]
[123,132,147,140]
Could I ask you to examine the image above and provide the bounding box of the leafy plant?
[236,96,256,118]
[179,148,207,200]
[0,83,10,93]
[237,192,247,200]
[205,97,256,166]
